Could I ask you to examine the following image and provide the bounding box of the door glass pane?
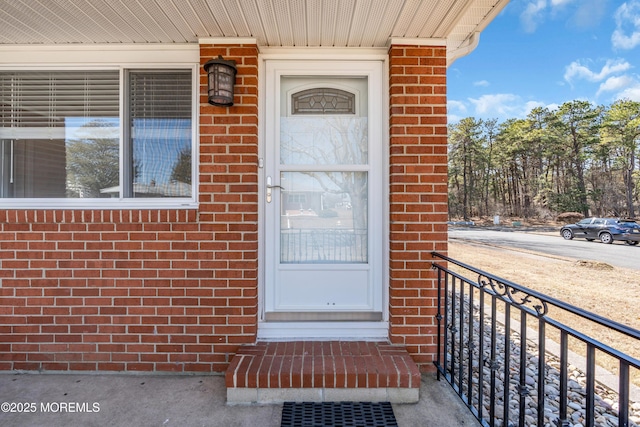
[280,171,368,263]
[280,116,367,165]
[280,76,368,167]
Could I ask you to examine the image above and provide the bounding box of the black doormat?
[281,402,398,427]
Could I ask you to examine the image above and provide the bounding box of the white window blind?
[0,71,119,137]
[0,71,119,198]
[129,71,192,119]
[127,71,192,198]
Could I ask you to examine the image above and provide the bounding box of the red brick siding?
[0,44,448,374]
[0,43,258,373]
[388,45,448,371]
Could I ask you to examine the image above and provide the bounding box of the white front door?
[260,59,386,339]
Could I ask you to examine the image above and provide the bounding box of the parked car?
[618,219,640,245]
[560,217,640,245]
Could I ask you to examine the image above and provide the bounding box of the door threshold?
[265,311,383,322]
[257,321,389,340]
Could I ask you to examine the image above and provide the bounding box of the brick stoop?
[225,341,421,404]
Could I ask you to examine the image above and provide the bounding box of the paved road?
[449,227,639,270]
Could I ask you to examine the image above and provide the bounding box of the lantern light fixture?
[204,55,237,107]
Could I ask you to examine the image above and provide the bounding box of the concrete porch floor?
[0,371,481,426]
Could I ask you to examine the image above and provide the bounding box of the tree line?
[448,99,640,221]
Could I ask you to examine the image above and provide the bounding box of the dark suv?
[560,217,640,245]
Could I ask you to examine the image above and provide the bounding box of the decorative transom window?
[0,69,194,205]
[291,88,355,115]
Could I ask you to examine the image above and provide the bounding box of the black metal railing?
[431,252,640,427]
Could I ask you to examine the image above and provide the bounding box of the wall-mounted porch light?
[204,56,237,107]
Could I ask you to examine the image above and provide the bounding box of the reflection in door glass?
[280,171,367,263]
[280,116,368,165]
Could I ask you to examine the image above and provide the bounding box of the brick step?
[225,341,421,404]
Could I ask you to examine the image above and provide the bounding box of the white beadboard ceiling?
[0,0,509,65]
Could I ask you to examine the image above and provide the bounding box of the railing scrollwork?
[478,273,549,316]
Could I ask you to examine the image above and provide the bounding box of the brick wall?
[0,43,259,373]
[0,43,448,374]
[388,45,449,371]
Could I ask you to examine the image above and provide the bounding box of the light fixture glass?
[203,56,237,107]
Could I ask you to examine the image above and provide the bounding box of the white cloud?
[470,95,558,120]
[468,95,550,122]
[596,75,636,96]
[468,94,523,118]
[563,59,640,101]
[564,59,632,83]
[612,0,640,50]
[447,101,468,123]
[615,83,640,101]
[447,100,467,114]
[550,0,574,6]
[570,0,607,29]
[520,0,548,33]
[473,80,490,87]
[523,100,547,113]
[448,96,556,123]
[448,114,464,124]
[544,102,561,112]
[519,0,604,33]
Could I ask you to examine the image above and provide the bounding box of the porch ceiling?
[0,0,508,65]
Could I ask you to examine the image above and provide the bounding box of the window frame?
[0,46,199,209]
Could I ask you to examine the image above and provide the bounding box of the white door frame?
[257,50,389,340]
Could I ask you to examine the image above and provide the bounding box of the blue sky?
[447,0,640,123]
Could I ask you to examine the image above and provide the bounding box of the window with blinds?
[0,71,119,198]
[0,69,193,201]
[127,71,192,198]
